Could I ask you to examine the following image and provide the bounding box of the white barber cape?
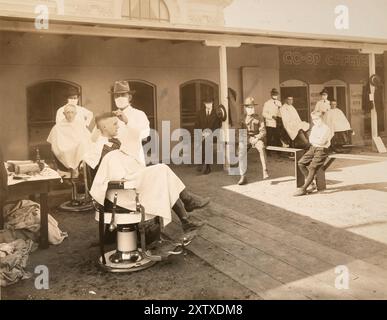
[47,120,91,169]
[262,99,281,128]
[85,125,142,170]
[280,104,310,140]
[56,105,93,127]
[324,108,351,135]
[89,150,185,226]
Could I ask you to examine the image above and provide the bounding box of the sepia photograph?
[0,0,387,308]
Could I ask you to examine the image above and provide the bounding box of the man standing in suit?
[194,97,222,174]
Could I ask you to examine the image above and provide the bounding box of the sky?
[224,0,387,41]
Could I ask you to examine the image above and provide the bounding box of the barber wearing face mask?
[56,87,93,128]
[111,80,150,166]
[262,88,282,148]
[194,96,222,175]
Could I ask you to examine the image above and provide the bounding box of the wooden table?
[2,167,61,249]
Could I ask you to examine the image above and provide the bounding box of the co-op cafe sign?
[281,50,373,67]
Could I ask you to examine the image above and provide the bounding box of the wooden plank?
[164,221,304,299]
[1,14,387,50]
[196,203,354,266]
[266,146,302,153]
[199,224,357,300]
[328,154,387,161]
[202,214,334,275]
[194,204,387,299]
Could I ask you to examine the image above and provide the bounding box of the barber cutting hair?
[85,113,210,233]
[111,80,150,166]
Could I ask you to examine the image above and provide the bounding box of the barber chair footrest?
[98,249,157,273]
[59,199,94,212]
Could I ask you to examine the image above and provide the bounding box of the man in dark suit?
[0,147,8,229]
[194,97,222,174]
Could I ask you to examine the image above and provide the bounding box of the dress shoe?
[182,218,204,233]
[238,175,248,185]
[184,194,210,213]
[293,188,307,197]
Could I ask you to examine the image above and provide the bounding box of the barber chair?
[91,180,194,273]
[53,154,93,212]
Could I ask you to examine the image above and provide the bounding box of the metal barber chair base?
[98,249,157,273]
[94,187,193,273]
[57,166,94,212]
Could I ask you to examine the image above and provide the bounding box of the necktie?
[101,138,121,160]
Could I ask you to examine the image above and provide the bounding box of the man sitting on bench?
[294,111,332,197]
[84,112,209,232]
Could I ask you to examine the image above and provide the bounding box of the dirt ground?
[1,203,259,300]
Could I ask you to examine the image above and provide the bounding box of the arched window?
[27,80,81,158]
[122,0,170,22]
[280,80,309,121]
[323,79,348,116]
[110,80,157,130]
[180,80,219,134]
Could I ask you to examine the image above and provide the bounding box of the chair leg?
[99,209,106,265]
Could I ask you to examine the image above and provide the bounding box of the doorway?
[27,80,81,159]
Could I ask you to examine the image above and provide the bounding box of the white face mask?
[115,97,129,109]
[245,107,255,115]
[68,98,78,106]
[272,96,278,100]
[205,103,213,109]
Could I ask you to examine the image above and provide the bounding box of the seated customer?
[324,100,353,152]
[237,97,269,185]
[280,96,310,149]
[47,104,92,176]
[294,111,331,197]
[84,113,209,232]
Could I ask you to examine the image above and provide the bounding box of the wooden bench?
[315,153,387,191]
[266,146,305,187]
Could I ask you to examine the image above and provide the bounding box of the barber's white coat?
[89,150,185,226]
[262,99,281,128]
[280,103,310,140]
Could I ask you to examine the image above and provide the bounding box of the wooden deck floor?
[167,158,387,300]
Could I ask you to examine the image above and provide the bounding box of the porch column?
[204,40,241,170]
[360,48,387,153]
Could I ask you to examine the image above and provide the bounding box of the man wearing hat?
[262,88,282,148]
[194,96,222,174]
[314,88,331,114]
[111,80,150,166]
[56,87,93,128]
[237,97,269,185]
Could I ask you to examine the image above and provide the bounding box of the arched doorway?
[27,80,81,158]
[323,79,348,117]
[280,80,309,121]
[110,80,157,130]
[180,80,219,134]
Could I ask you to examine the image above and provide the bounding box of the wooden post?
[369,52,378,149]
[360,48,386,153]
[204,40,241,170]
[219,45,230,170]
